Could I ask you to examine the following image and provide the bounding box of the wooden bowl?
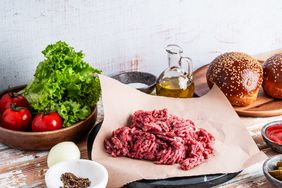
[0,85,97,150]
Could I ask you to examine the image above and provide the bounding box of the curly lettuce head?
[24,41,101,127]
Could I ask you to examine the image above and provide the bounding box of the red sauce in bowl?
[266,124,282,144]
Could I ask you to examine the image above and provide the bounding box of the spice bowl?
[261,120,282,153]
[111,71,157,94]
[262,155,282,187]
[45,159,108,188]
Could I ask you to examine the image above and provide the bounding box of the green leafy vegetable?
[24,41,101,127]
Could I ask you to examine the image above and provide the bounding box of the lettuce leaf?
[24,41,101,127]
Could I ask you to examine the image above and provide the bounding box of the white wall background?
[1,0,282,89]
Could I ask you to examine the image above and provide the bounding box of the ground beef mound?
[104,109,215,170]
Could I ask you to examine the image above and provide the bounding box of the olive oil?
[156,44,194,98]
[156,76,194,98]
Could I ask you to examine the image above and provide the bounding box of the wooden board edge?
[236,109,282,117]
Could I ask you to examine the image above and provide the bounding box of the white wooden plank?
[1,0,282,89]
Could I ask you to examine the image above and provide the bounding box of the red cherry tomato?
[1,105,32,131]
[32,112,63,132]
[0,92,29,114]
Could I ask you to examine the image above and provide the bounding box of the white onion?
[47,141,80,167]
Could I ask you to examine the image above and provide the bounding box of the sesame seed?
[207,52,263,97]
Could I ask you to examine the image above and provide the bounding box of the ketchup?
[266,124,282,144]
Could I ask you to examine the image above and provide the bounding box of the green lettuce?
[23,41,101,127]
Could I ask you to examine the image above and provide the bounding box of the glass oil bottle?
[156,44,194,98]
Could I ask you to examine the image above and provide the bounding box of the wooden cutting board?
[193,49,282,117]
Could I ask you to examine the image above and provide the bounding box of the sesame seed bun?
[262,54,282,99]
[206,52,263,107]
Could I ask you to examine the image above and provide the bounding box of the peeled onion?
[47,141,80,167]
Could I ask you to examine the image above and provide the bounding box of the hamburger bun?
[207,52,263,106]
[262,54,282,98]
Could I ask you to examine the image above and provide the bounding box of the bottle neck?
[168,53,181,68]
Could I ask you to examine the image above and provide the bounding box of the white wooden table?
[0,101,280,188]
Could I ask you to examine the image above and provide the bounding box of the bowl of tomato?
[0,85,97,150]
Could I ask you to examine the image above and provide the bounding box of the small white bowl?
[45,159,108,188]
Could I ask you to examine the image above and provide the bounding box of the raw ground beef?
[104,109,215,170]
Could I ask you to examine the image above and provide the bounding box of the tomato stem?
[42,110,51,116]
[10,103,24,112]
[8,92,20,98]
[8,92,15,98]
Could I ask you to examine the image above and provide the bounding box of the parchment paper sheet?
[92,75,267,188]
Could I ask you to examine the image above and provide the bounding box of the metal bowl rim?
[262,154,282,184]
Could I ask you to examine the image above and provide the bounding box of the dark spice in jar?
[60,172,91,188]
